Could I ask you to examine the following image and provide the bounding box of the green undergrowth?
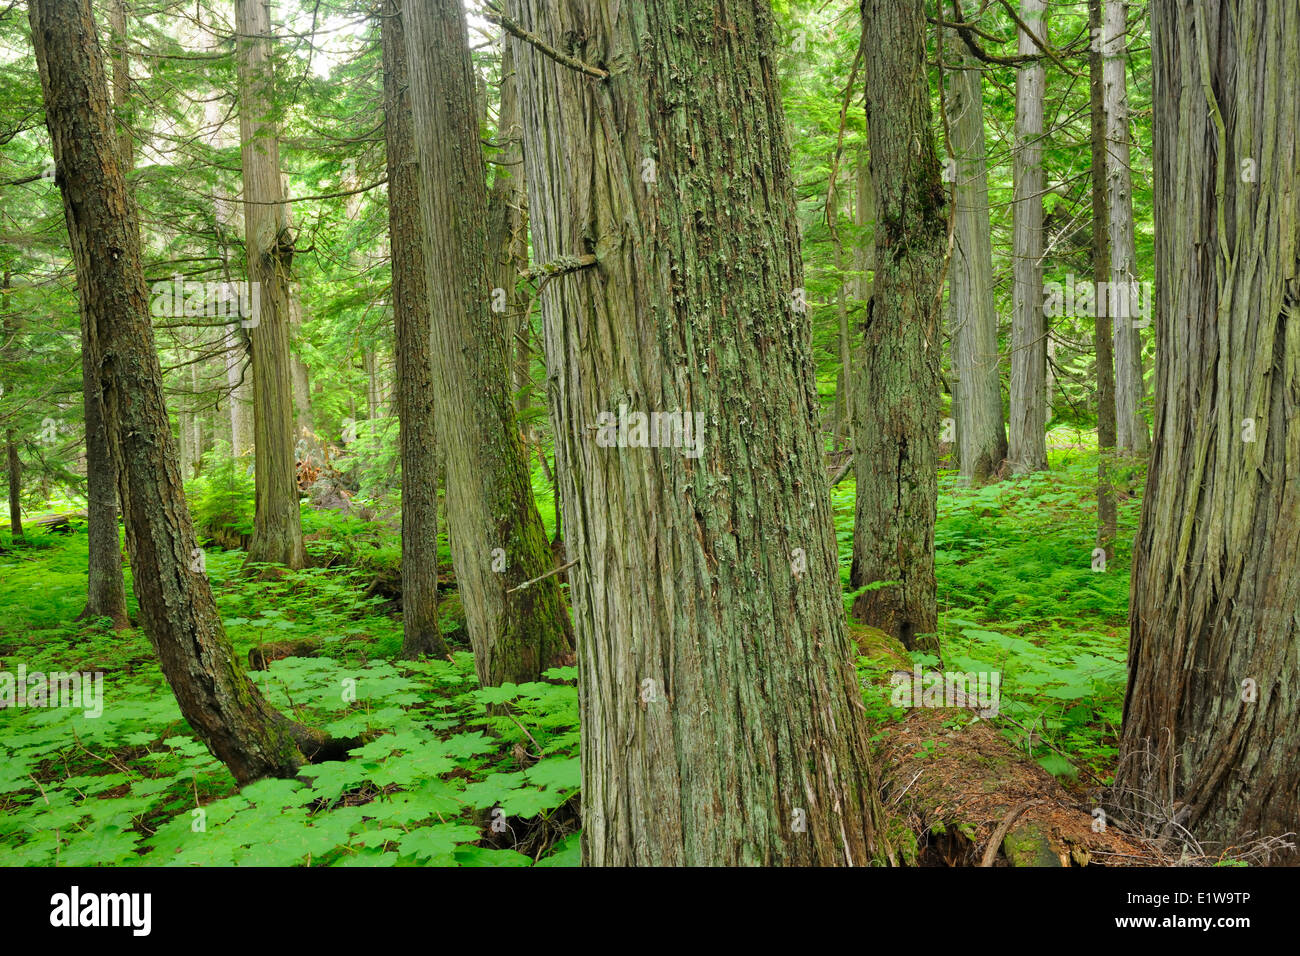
[836,444,1143,786]
[0,535,579,867]
[1,437,1140,864]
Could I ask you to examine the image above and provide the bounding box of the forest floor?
[0,438,1166,866]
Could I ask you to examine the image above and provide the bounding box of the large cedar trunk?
[29,0,321,785]
[509,0,886,865]
[947,42,1007,484]
[1113,0,1300,862]
[235,0,305,569]
[1008,0,1048,474]
[850,0,949,653]
[382,0,449,661]
[401,0,572,687]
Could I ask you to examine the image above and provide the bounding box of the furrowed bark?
[851,0,949,653]
[511,0,888,865]
[382,0,450,661]
[402,0,572,686]
[1113,0,1300,862]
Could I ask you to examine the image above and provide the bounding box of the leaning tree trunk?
[77,0,132,627]
[947,41,1007,484]
[1008,0,1049,474]
[850,0,949,653]
[382,0,449,661]
[1088,0,1117,556]
[1104,0,1149,455]
[235,0,304,569]
[28,0,348,784]
[402,0,572,687]
[509,0,888,866]
[1113,0,1300,862]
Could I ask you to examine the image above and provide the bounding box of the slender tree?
[402,0,572,686]
[234,0,305,569]
[1088,0,1117,555]
[1114,0,1300,861]
[1104,0,1149,454]
[946,41,1006,483]
[29,0,342,784]
[2,273,22,545]
[850,0,949,652]
[1008,0,1048,474]
[382,0,449,661]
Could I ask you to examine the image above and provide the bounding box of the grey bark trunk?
[1009,0,1049,474]
[1104,0,1149,454]
[235,0,304,568]
[947,44,1006,483]
[402,0,572,687]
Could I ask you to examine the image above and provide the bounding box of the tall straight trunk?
[4,430,19,542]
[1104,0,1149,454]
[225,333,254,455]
[235,0,304,568]
[511,0,887,866]
[1009,0,1049,474]
[1089,0,1117,555]
[402,0,571,687]
[280,190,313,439]
[850,0,949,653]
[947,44,1006,483]
[2,273,22,544]
[28,0,341,784]
[830,155,851,450]
[1113,0,1300,861]
[486,42,531,416]
[382,0,449,661]
[844,147,874,453]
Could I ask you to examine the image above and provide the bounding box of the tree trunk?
[1088,0,1117,555]
[947,44,1006,483]
[1009,0,1049,474]
[486,41,532,417]
[4,428,20,542]
[2,272,22,545]
[382,0,450,662]
[1104,0,1149,454]
[850,0,949,653]
[402,0,572,687]
[1113,0,1300,862]
[509,0,887,865]
[235,0,305,569]
[29,0,333,784]
[77,330,130,627]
